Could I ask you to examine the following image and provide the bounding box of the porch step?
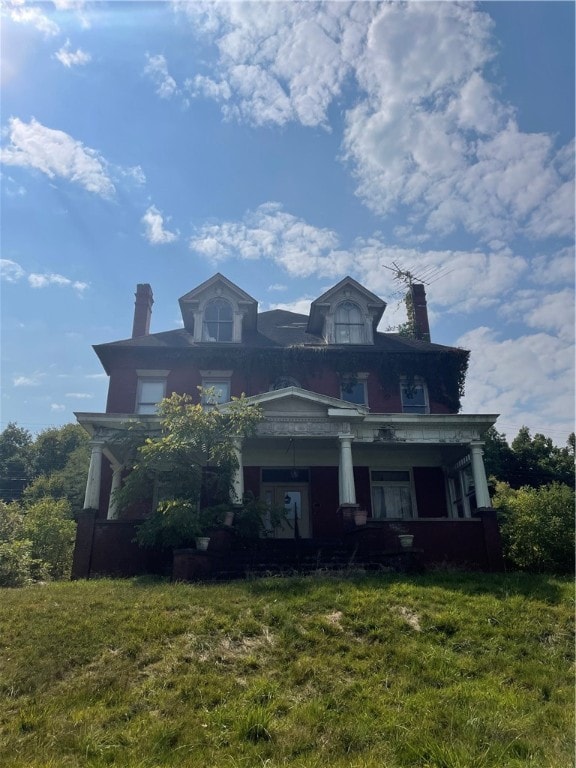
[208,539,423,580]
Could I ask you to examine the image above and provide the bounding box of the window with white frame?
[371,470,414,519]
[449,466,476,518]
[202,298,233,342]
[340,373,368,406]
[400,379,429,414]
[201,379,231,405]
[136,375,168,414]
[334,301,364,344]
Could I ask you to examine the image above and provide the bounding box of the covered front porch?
[73,388,503,578]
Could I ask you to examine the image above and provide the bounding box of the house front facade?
[72,274,503,578]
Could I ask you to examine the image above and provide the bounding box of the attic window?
[335,301,364,344]
[202,298,233,342]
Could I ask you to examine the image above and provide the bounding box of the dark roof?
[93,308,465,371]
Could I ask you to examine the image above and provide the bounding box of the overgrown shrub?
[23,498,76,580]
[0,498,75,586]
[493,481,575,573]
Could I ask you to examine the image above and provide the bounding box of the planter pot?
[195,537,210,551]
[224,510,235,527]
[398,534,414,549]
[354,509,368,526]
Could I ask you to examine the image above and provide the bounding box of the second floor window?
[202,298,233,342]
[334,301,364,344]
[340,378,367,406]
[136,378,166,414]
[400,380,429,414]
[201,380,231,406]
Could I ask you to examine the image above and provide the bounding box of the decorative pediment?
[307,276,386,343]
[178,273,258,338]
[244,386,368,419]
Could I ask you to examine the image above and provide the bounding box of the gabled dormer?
[307,276,386,345]
[178,273,258,342]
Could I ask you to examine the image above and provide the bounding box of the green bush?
[0,498,75,585]
[23,498,76,580]
[0,538,35,587]
[493,481,575,573]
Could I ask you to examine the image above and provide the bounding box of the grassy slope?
[0,572,573,768]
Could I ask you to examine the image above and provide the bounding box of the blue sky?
[1,0,574,445]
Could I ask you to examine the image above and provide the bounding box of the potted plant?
[390,522,414,549]
[233,492,287,539]
[135,499,221,551]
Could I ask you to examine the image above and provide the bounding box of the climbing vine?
[135,344,469,412]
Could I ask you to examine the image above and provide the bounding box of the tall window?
[136,378,166,414]
[340,374,368,405]
[202,298,233,342]
[400,380,429,414]
[201,380,231,406]
[334,301,364,344]
[371,470,413,519]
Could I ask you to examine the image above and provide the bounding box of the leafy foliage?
[0,422,90,512]
[22,498,76,580]
[493,481,575,573]
[0,423,34,502]
[484,426,575,489]
[114,391,263,548]
[0,498,76,585]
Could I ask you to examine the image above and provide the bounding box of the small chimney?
[409,284,431,342]
[132,283,154,338]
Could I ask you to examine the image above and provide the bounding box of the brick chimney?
[409,284,431,342]
[132,283,154,338]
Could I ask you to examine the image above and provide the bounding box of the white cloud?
[85,373,107,380]
[142,205,179,245]
[50,403,66,412]
[178,2,573,246]
[6,3,60,37]
[0,117,115,197]
[0,259,25,282]
[144,53,179,99]
[529,247,575,287]
[457,326,574,441]
[65,392,93,399]
[499,289,575,344]
[269,298,313,316]
[267,283,287,292]
[28,272,88,294]
[13,373,45,387]
[54,39,91,68]
[190,202,347,277]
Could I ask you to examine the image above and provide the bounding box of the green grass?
[0,572,573,767]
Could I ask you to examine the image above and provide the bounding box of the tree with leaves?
[483,426,574,490]
[0,423,34,502]
[493,481,575,573]
[114,391,263,549]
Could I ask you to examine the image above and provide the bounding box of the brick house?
[72,273,503,578]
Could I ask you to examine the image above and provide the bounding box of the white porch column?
[107,462,123,520]
[83,442,104,511]
[469,441,491,508]
[230,438,244,506]
[338,434,357,505]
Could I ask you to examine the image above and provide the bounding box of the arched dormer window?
[335,301,364,344]
[202,298,233,342]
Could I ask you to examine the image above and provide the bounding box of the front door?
[262,484,311,538]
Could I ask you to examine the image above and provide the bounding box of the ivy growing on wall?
[140,344,469,412]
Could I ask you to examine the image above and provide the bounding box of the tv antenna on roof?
[382,261,430,287]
